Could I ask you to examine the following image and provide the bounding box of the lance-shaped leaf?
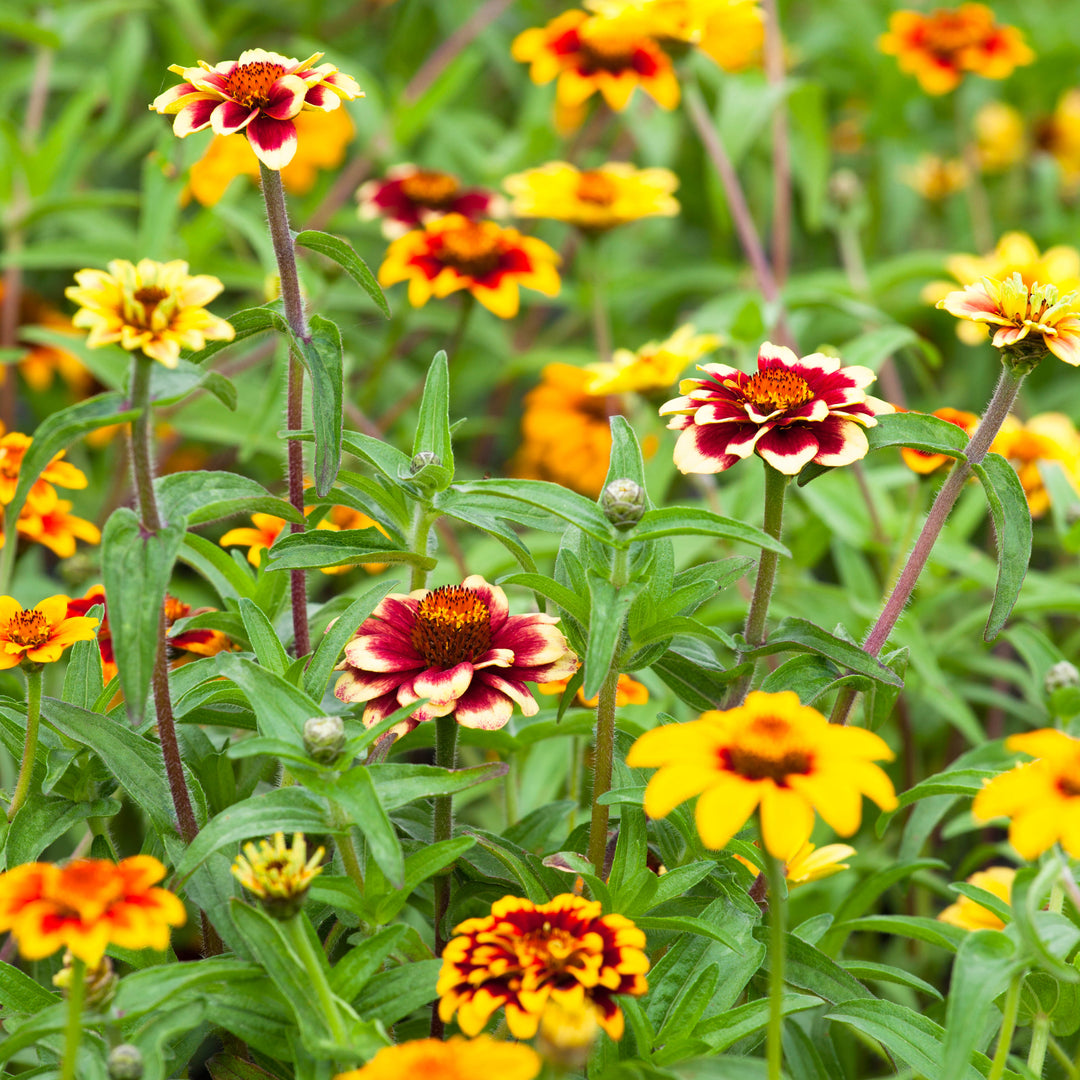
[289,314,343,497]
[265,529,434,572]
[156,471,301,527]
[410,350,454,481]
[295,229,391,318]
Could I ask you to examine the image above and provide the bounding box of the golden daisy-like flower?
[437,893,649,1040]
[901,154,969,201]
[333,1036,541,1080]
[334,575,579,739]
[938,866,1015,931]
[232,832,325,919]
[0,430,88,514]
[1041,89,1080,193]
[512,10,680,121]
[0,595,98,671]
[991,413,1080,517]
[65,259,234,369]
[14,500,101,559]
[503,161,679,232]
[378,214,560,318]
[538,671,650,708]
[734,839,856,886]
[972,729,1080,858]
[150,48,362,171]
[660,341,891,475]
[937,273,1080,366]
[974,101,1025,172]
[899,406,980,475]
[626,690,897,856]
[186,106,356,206]
[0,855,185,965]
[878,5,1034,96]
[586,324,721,395]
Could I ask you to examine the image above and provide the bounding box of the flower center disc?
[411,585,493,667]
[579,27,639,71]
[400,170,461,208]
[437,223,503,278]
[224,61,288,108]
[742,370,814,411]
[6,610,49,648]
[722,715,813,783]
[576,171,619,206]
[133,285,170,323]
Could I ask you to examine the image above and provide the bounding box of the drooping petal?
[245,116,298,170]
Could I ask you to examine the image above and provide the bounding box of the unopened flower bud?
[108,1044,144,1080]
[303,715,346,765]
[53,952,118,1008]
[601,478,646,529]
[1046,661,1080,696]
[232,832,325,919]
[828,169,863,212]
[410,451,441,474]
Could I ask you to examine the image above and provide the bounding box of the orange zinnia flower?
[991,413,1080,517]
[0,855,185,965]
[538,671,649,707]
[0,283,93,396]
[900,407,980,475]
[378,214,560,318]
[334,1036,541,1080]
[15,500,101,558]
[0,431,88,514]
[0,595,98,671]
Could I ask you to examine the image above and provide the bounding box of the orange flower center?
[517,922,589,970]
[924,12,986,54]
[579,26,640,70]
[133,285,169,318]
[411,585,493,667]
[742,370,814,411]
[224,60,289,108]
[722,715,813,783]
[5,610,49,648]
[1057,770,1080,798]
[400,170,461,208]
[576,171,619,206]
[436,222,504,278]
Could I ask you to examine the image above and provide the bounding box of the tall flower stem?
[282,913,348,1045]
[59,955,86,1080]
[832,363,1026,725]
[409,504,437,592]
[988,972,1022,1080]
[762,844,787,1080]
[129,355,199,846]
[259,162,311,659]
[725,464,789,706]
[431,711,460,1038]
[7,665,42,822]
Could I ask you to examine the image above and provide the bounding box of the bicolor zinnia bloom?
[900,406,980,475]
[378,214,560,318]
[586,324,721,395]
[878,5,1033,95]
[503,161,679,232]
[626,690,897,856]
[65,585,115,682]
[938,867,1015,931]
[974,101,1025,173]
[14,500,101,558]
[734,839,856,886]
[973,729,1080,858]
[232,832,325,919]
[186,106,356,206]
[0,595,98,671]
[150,48,362,170]
[163,594,236,662]
[0,430,88,514]
[359,164,505,239]
[0,855,185,965]
[512,10,680,122]
[334,575,578,739]
[937,273,1080,366]
[901,154,969,201]
[991,413,1080,517]
[65,259,235,369]
[660,342,891,475]
[437,894,649,1040]
[333,1036,541,1080]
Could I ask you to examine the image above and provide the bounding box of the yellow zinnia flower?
[1042,88,1080,192]
[938,867,1015,930]
[991,413,1080,517]
[735,839,856,885]
[626,690,897,857]
[586,324,721,394]
[503,161,679,231]
[334,1036,541,1080]
[65,259,235,369]
[232,832,325,919]
[15,500,101,558]
[0,595,98,670]
[973,101,1025,172]
[901,154,969,200]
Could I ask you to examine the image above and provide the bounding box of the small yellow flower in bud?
[231,832,325,919]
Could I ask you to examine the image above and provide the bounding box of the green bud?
[410,451,441,474]
[108,1045,144,1080]
[1046,661,1080,696]
[827,169,863,213]
[601,479,646,529]
[303,715,346,765]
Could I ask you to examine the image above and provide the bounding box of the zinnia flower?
[878,5,1034,95]
[333,1036,541,1080]
[512,10,680,122]
[972,729,1080,858]
[0,595,98,671]
[334,575,578,739]
[358,164,505,239]
[65,259,235,369]
[0,283,92,396]
[901,154,969,200]
[163,594,236,662]
[14,500,101,558]
[937,273,1080,366]
[735,839,856,885]
[65,585,115,682]
[938,867,1015,930]
[900,406,980,474]
[0,855,186,965]
[660,342,891,475]
[378,214,560,318]
[150,48,362,170]
[538,671,649,708]
[974,101,1025,172]
[437,894,649,1039]
[991,413,1080,517]
[586,324,721,395]
[626,690,897,856]
[0,430,88,514]
[185,106,356,206]
[232,832,324,919]
[503,161,679,231]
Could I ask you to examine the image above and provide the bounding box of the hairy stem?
[7,665,42,822]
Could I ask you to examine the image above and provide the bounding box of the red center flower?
[660,341,891,475]
[334,575,578,739]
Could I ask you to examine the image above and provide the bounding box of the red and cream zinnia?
[334,575,578,738]
[150,49,362,170]
[660,342,891,474]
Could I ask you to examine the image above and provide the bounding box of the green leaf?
[62,602,104,709]
[866,409,971,458]
[628,506,791,555]
[496,573,591,624]
[147,356,236,410]
[112,957,261,1020]
[840,960,944,1001]
[329,924,412,1001]
[294,229,391,318]
[156,472,302,527]
[237,598,290,676]
[582,573,638,699]
[875,769,997,834]
[265,529,430,572]
[369,762,507,811]
[319,768,404,889]
[341,431,414,483]
[972,452,1033,640]
[652,648,746,710]
[372,836,476,924]
[692,993,820,1052]
[353,959,440,1024]
[0,960,61,1013]
[7,796,120,866]
[214,654,322,741]
[830,915,967,954]
[604,415,650,494]
[179,532,257,602]
[1011,861,1080,982]
[411,350,454,481]
[101,509,187,723]
[290,314,344,497]
[184,305,288,366]
[770,932,873,1003]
